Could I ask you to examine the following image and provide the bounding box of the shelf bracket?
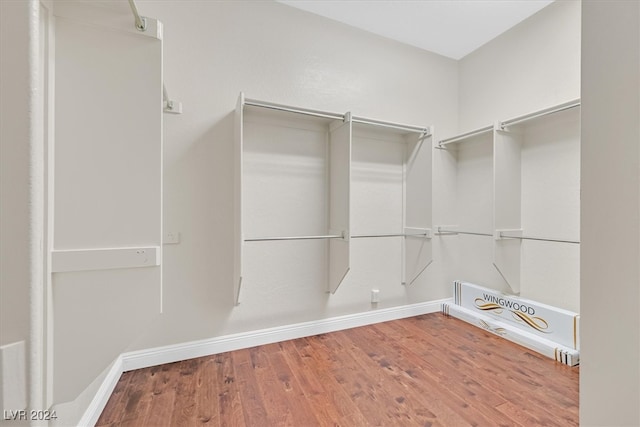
[404,227,432,239]
[494,229,523,240]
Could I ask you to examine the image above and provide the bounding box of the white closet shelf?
[434,226,493,237]
[434,227,578,244]
[244,231,432,242]
[245,96,431,136]
[244,234,344,242]
[497,232,580,245]
[499,99,580,130]
[235,92,434,303]
[244,97,343,122]
[351,116,430,136]
[439,98,581,295]
[437,125,493,148]
[439,98,581,147]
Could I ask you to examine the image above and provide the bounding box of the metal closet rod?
[499,233,580,245]
[438,125,493,147]
[244,99,343,121]
[351,116,430,135]
[352,232,429,238]
[500,99,581,129]
[127,0,147,31]
[435,228,580,244]
[245,234,342,242]
[436,229,493,237]
[437,98,581,146]
[244,98,430,135]
[245,232,430,242]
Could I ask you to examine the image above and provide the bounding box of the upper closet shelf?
[244,97,343,122]
[499,99,580,130]
[235,92,434,303]
[438,124,493,148]
[244,97,432,137]
[438,98,581,148]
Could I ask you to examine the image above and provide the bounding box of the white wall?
[1,0,590,421]
[0,0,32,350]
[580,1,640,425]
[0,0,36,414]
[126,0,459,352]
[50,1,164,404]
[459,0,581,130]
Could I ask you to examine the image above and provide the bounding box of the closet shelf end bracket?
[494,229,523,240]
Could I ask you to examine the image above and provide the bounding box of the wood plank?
[330,328,450,426]
[267,348,322,426]
[95,371,133,426]
[169,359,200,426]
[246,345,295,425]
[116,366,156,425]
[400,315,579,425]
[140,363,181,427]
[195,356,220,426]
[97,313,579,427]
[217,352,248,427]
[289,336,364,422]
[279,339,344,425]
[370,320,518,427]
[343,323,500,426]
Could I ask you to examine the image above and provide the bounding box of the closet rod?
[351,116,430,135]
[498,233,580,245]
[436,229,493,237]
[244,98,344,121]
[127,0,147,31]
[499,99,581,130]
[437,125,494,148]
[352,232,429,239]
[244,97,431,134]
[245,234,343,242]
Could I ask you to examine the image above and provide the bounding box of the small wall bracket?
[494,229,524,240]
[164,99,183,114]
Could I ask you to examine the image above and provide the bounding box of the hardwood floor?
[96,313,579,426]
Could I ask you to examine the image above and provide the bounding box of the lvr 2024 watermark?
[3,410,58,421]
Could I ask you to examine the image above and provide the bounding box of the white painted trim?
[76,356,123,427]
[79,299,448,424]
[29,0,46,420]
[122,299,448,372]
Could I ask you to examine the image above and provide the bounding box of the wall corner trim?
[79,299,449,424]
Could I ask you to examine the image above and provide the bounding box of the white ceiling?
[277,0,554,60]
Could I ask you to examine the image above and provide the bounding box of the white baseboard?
[75,356,123,427]
[79,299,448,424]
[122,299,449,371]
